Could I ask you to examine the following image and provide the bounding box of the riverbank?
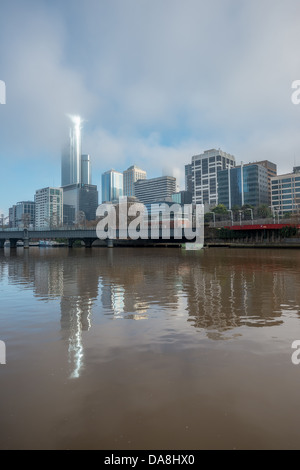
[205,241,300,248]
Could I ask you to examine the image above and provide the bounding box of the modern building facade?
[61,116,82,187]
[81,154,91,185]
[123,165,147,197]
[61,117,98,221]
[102,169,123,203]
[190,149,236,206]
[63,183,98,221]
[185,164,193,194]
[9,202,35,228]
[16,201,35,228]
[254,160,277,205]
[35,187,63,229]
[271,167,300,215]
[218,163,269,209]
[134,176,176,204]
[63,204,76,225]
[9,205,17,228]
[171,190,192,205]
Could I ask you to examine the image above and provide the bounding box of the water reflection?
[180,250,300,338]
[1,248,300,373]
[59,258,98,378]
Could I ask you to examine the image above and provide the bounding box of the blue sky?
[1,0,300,215]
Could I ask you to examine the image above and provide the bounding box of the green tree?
[231,205,241,222]
[211,204,228,215]
[242,204,254,210]
[257,204,272,219]
[204,212,214,223]
[242,204,254,220]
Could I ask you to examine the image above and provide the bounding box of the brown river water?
[0,246,300,449]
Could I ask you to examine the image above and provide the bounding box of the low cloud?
[1,0,300,212]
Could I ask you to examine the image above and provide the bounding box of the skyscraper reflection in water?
[2,248,300,375]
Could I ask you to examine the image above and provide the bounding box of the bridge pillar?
[23,229,29,249]
[84,239,94,248]
[68,239,74,248]
[107,239,114,248]
[9,239,17,248]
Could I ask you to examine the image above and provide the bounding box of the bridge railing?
[208,217,300,228]
[0,226,97,232]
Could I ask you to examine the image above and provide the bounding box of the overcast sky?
[1,0,300,214]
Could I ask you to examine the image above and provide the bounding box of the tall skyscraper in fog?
[61,117,98,223]
[61,116,82,187]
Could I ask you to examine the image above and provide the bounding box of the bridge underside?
[0,236,191,248]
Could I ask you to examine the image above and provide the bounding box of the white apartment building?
[123,165,147,197]
[35,187,63,229]
[271,167,300,215]
[191,149,236,206]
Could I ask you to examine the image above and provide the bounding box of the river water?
[0,246,300,449]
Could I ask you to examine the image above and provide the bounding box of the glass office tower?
[81,154,91,185]
[61,116,82,187]
[102,169,123,203]
[218,164,269,209]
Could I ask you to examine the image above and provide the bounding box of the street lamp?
[239,210,242,226]
[269,206,276,224]
[227,210,233,226]
[272,206,280,224]
[207,211,216,227]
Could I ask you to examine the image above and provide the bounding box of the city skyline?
[1,0,300,216]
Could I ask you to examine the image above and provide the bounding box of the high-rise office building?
[123,165,147,197]
[81,154,91,185]
[171,190,192,205]
[102,169,123,203]
[63,204,76,226]
[61,118,98,222]
[254,160,277,205]
[9,205,17,228]
[134,176,176,204]
[15,201,35,228]
[63,183,98,221]
[189,149,236,206]
[61,116,82,187]
[35,187,63,229]
[271,167,300,215]
[185,164,193,194]
[9,202,35,228]
[218,163,269,209]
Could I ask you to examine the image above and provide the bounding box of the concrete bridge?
[0,228,198,248]
[0,228,101,248]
